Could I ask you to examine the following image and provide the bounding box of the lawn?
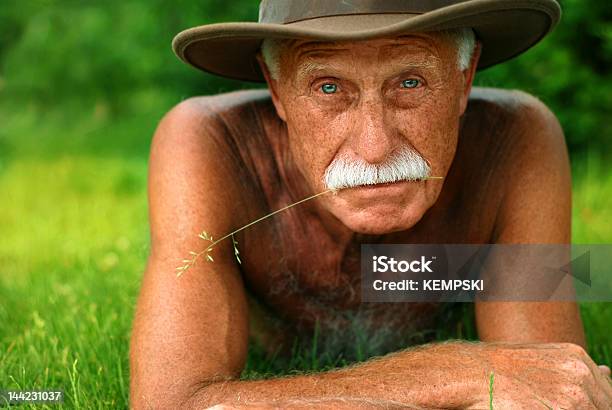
[0,97,610,409]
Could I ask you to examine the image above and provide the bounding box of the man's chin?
[338,211,425,234]
[326,184,430,234]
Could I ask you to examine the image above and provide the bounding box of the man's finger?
[598,364,611,377]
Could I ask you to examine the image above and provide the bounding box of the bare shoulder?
[467,87,567,161]
[468,88,572,243]
[147,90,269,253]
[151,89,273,161]
[469,87,564,139]
[153,89,271,138]
[151,89,276,169]
[470,87,559,121]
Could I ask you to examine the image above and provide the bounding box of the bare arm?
[473,92,611,408]
[130,97,251,409]
[475,91,585,345]
[182,342,611,409]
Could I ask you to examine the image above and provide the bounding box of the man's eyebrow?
[294,53,440,82]
[295,58,344,80]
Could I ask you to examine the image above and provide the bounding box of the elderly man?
[130,1,612,408]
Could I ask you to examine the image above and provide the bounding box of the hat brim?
[172,0,561,82]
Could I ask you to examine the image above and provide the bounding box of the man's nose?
[348,98,397,164]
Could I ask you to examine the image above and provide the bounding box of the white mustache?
[324,146,431,190]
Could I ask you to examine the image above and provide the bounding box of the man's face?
[264,32,476,234]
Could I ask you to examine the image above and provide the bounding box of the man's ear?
[459,41,482,115]
[256,52,287,122]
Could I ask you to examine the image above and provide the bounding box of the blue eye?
[401,79,420,89]
[321,83,338,94]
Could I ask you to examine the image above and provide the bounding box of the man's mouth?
[360,181,402,188]
[352,179,425,189]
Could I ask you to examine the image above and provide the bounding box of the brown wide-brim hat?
[172,0,561,82]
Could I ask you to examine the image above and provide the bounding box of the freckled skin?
[129,33,611,409]
[270,34,465,234]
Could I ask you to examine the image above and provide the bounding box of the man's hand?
[466,342,611,409]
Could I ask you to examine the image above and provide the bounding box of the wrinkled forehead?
[283,32,455,77]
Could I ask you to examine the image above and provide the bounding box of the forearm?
[182,341,482,409]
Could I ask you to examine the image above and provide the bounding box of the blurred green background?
[0,0,610,408]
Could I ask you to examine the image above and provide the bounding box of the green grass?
[489,371,495,410]
[0,103,610,408]
[0,157,148,409]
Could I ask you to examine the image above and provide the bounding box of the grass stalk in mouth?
[176,176,443,276]
[175,188,336,275]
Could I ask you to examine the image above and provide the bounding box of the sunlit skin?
[263,33,474,234]
[129,31,612,409]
